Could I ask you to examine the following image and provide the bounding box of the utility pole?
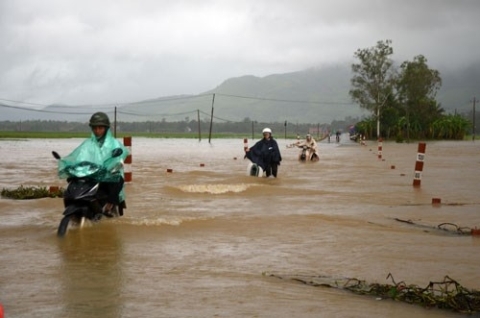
[473,97,477,141]
[114,106,117,138]
[197,109,201,142]
[208,94,215,144]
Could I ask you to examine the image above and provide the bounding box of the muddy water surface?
[1,136,479,317]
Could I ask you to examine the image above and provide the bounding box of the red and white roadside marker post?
[244,138,248,152]
[361,135,366,146]
[413,142,426,187]
[123,136,132,182]
[377,138,383,160]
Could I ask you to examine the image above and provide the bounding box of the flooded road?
[1,136,479,317]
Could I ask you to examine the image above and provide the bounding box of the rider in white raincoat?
[295,134,318,160]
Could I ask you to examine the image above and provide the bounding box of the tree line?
[0,117,357,139]
[349,39,474,141]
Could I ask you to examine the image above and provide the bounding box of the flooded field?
[1,136,479,317]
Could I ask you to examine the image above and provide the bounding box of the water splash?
[177,183,260,194]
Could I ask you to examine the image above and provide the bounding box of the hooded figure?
[245,127,282,177]
[57,112,129,214]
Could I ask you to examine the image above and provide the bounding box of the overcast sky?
[1,0,479,107]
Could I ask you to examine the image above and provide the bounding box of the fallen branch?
[264,272,480,314]
[393,218,472,235]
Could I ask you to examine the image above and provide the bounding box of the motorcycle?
[246,161,265,177]
[297,145,319,162]
[52,148,124,237]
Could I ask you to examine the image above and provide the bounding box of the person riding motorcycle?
[296,134,317,151]
[295,134,318,160]
[245,127,282,177]
[57,112,129,216]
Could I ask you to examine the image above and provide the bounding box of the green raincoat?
[57,129,129,202]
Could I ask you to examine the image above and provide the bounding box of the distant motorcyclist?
[293,134,319,161]
[245,127,282,177]
[335,130,341,143]
[295,134,317,151]
[57,112,128,216]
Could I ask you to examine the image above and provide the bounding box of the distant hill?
[110,64,360,124]
[1,62,478,124]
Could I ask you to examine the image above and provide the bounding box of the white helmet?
[262,127,272,134]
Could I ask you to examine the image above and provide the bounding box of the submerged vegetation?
[265,272,480,314]
[1,185,63,199]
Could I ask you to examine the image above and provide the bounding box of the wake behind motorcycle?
[52,148,124,237]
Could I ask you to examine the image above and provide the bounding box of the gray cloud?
[1,0,479,106]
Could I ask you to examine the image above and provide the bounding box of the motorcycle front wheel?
[57,215,71,237]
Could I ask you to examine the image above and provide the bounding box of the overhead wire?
[215,93,354,105]
[0,102,96,115]
[117,109,198,117]
[198,109,238,123]
[0,93,355,122]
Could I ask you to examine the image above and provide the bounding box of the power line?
[117,109,198,117]
[0,103,94,114]
[1,92,353,109]
[198,109,238,123]
[0,98,49,107]
[215,93,354,105]
[0,98,119,109]
[0,92,355,122]
[123,94,211,105]
[0,94,211,109]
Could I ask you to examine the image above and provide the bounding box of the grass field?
[0,131,269,139]
[0,130,476,141]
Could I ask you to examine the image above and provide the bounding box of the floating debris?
[394,218,472,235]
[264,272,480,314]
[1,185,63,199]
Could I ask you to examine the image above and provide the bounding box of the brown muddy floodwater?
[0,136,479,318]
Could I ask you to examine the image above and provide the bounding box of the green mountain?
[119,64,362,124]
[118,62,478,124]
